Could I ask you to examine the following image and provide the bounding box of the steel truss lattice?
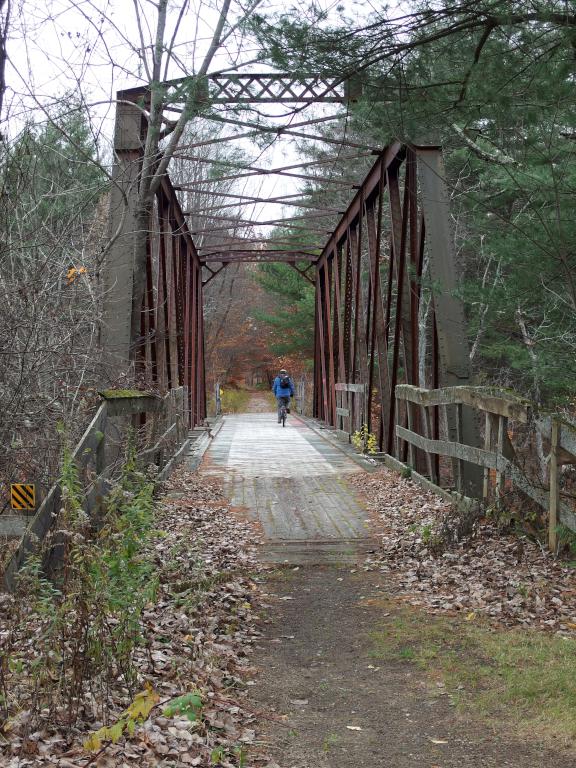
[103,79,480,494]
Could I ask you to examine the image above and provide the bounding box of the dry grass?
[369,600,576,746]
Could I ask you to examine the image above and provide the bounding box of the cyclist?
[272,368,295,424]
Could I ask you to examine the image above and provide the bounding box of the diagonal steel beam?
[181,191,342,213]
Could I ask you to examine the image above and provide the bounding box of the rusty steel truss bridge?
[101,72,480,494]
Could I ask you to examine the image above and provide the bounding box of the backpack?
[279,374,290,389]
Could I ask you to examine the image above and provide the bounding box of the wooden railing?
[335,383,367,441]
[295,377,306,415]
[394,384,576,551]
[2,387,190,591]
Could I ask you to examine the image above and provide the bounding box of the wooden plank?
[536,416,576,462]
[483,412,493,499]
[423,406,438,484]
[379,452,480,512]
[336,407,350,417]
[396,424,576,531]
[549,420,559,552]
[454,403,464,493]
[335,383,366,393]
[396,425,499,469]
[496,415,507,499]
[395,384,531,423]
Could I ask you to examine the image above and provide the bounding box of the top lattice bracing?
[205,74,352,103]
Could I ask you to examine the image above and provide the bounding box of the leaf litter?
[0,466,281,767]
[350,467,576,634]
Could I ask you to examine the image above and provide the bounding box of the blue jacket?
[272,375,295,397]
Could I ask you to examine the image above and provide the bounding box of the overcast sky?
[3,0,372,229]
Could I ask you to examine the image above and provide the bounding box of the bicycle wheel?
[281,408,286,427]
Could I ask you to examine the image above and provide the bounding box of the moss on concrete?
[98,389,154,400]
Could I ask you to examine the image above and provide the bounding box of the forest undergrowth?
[0,454,276,768]
[353,468,576,632]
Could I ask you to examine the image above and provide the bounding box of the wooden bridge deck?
[201,413,374,564]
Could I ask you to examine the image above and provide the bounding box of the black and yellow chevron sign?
[10,483,36,510]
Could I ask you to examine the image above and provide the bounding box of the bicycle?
[278,397,290,427]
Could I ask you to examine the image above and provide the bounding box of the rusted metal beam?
[182,192,342,214]
[202,263,228,286]
[173,152,374,173]
[191,222,329,236]
[173,151,361,186]
[119,73,356,105]
[318,142,404,262]
[188,210,338,225]
[313,145,480,496]
[195,239,321,250]
[201,250,318,263]
[289,263,316,285]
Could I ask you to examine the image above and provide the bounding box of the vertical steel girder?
[313,144,481,494]
[101,101,206,427]
[143,177,206,426]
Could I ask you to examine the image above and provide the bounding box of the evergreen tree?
[251,0,576,404]
[255,261,315,359]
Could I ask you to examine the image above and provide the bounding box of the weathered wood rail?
[393,384,576,550]
[335,383,367,442]
[2,387,190,591]
[295,377,306,416]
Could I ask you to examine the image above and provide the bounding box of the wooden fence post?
[215,381,222,415]
[549,418,560,553]
[454,403,464,492]
[496,415,507,501]
[483,412,493,500]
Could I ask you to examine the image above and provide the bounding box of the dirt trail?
[251,567,573,768]
[244,391,275,412]
[201,403,574,767]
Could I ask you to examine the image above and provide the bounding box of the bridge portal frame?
[102,77,481,494]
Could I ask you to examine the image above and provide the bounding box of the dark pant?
[277,395,290,420]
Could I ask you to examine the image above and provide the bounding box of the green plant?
[322,733,340,752]
[6,438,160,726]
[211,744,246,766]
[400,465,412,479]
[220,388,250,414]
[351,424,378,455]
[557,524,576,557]
[84,685,160,752]
[163,692,203,722]
[234,746,247,767]
[420,524,432,545]
[211,746,226,764]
